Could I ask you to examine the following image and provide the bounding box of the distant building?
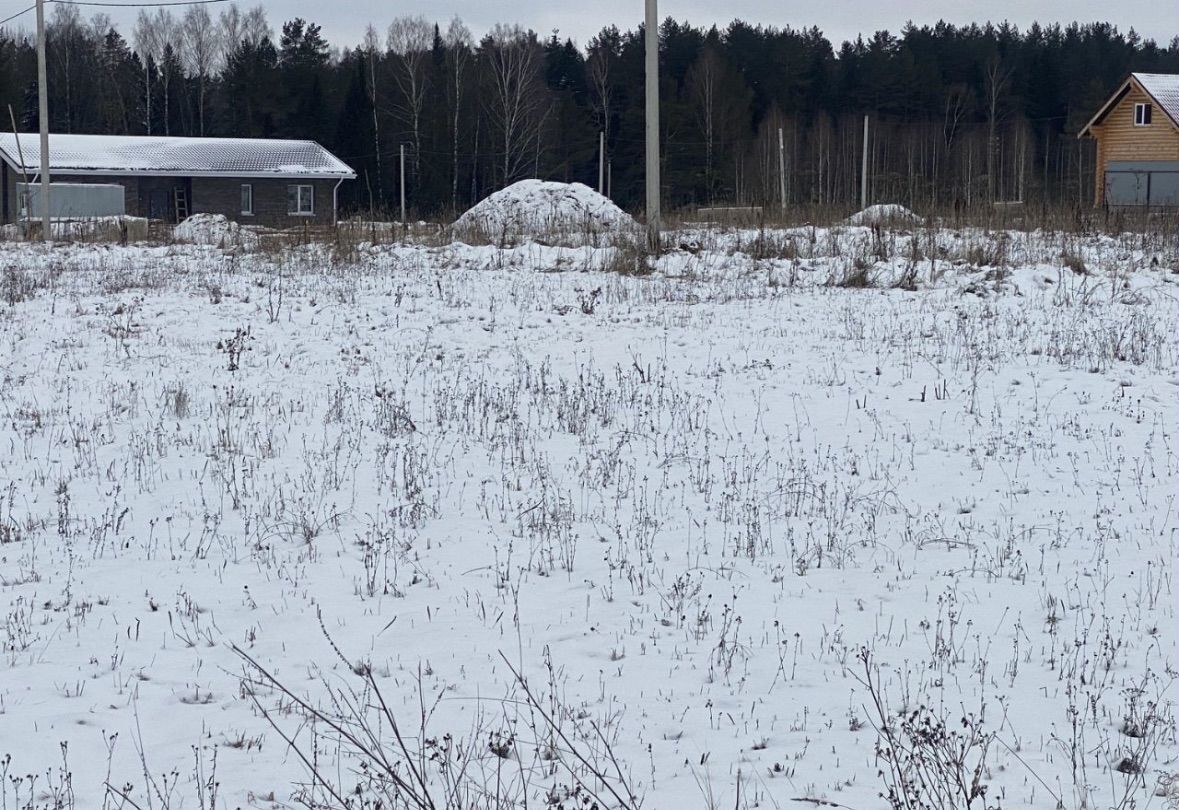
[0,133,355,225]
[1080,73,1179,207]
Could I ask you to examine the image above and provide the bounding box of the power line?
[0,0,228,25]
[54,0,231,6]
[0,3,36,27]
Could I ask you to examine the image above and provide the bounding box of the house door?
[148,189,170,220]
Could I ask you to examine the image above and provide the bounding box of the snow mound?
[174,213,259,248]
[454,180,636,246]
[845,203,921,226]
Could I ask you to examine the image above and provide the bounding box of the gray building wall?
[191,177,338,225]
[1,164,342,225]
[1104,160,1179,207]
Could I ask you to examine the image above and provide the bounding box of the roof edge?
[0,135,355,179]
[0,149,354,180]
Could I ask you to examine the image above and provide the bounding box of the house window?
[1134,103,1152,126]
[241,183,253,215]
[287,184,314,216]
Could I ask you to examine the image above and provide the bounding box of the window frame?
[240,183,254,216]
[1134,102,1153,126]
[288,184,315,216]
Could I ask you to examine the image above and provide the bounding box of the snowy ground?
[0,224,1176,810]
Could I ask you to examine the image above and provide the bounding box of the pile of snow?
[845,203,921,226]
[454,180,636,246]
[174,213,259,248]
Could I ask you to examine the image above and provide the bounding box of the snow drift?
[174,213,259,248]
[845,203,921,226]
[453,180,636,246]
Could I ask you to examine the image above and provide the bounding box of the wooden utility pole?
[399,144,406,224]
[36,0,50,241]
[644,0,660,253]
[598,131,605,195]
[860,114,869,211]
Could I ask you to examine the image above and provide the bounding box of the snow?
[0,133,355,178]
[454,179,637,245]
[0,225,1175,809]
[0,215,147,242]
[174,213,259,248]
[845,202,922,225]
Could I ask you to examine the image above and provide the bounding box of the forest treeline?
[1,4,1176,216]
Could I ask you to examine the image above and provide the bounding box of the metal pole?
[399,143,406,224]
[777,126,786,209]
[36,0,50,242]
[860,114,869,211]
[644,0,660,254]
[598,131,605,196]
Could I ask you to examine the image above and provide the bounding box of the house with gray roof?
[0,133,355,225]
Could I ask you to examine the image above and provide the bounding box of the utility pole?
[860,114,869,211]
[777,126,786,209]
[598,131,605,196]
[36,0,50,242]
[399,143,406,224]
[644,0,660,254]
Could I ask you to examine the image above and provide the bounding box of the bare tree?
[984,55,1013,203]
[687,48,720,200]
[241,5,270,45]
[219,4,268,51]
[133,9,177,134]
[386,15,432,177]
[132,10,159,134]
[92,13,131,133]
[484,24,546,185]
[217,3,243,52]
[362,24,384,207]
[47,4,85,131]
[686,45,750,203]
[180,4,219,134]
[586,28,619,140]
[444,16,472,210]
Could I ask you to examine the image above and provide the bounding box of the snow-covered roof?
[0,133,355,179]
[1080,72,1179,136]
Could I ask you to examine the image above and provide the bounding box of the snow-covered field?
[0,224,1176,810]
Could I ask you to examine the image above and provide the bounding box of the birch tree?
[363,24,383,204]
[133,9,176,134]
[984,55,1013,203]
[483,24,546,185]
[444,16,472,209]
[180,4,218,134]
[132,10,160,133]
[386,15,431,176]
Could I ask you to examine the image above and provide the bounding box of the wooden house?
[1080,72,1179,207]
[0,133,355,225]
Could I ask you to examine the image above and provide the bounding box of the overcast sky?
[81,0,1179,51]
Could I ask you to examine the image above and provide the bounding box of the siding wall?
[1091,83,1179,205]
[3,172,139,222]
